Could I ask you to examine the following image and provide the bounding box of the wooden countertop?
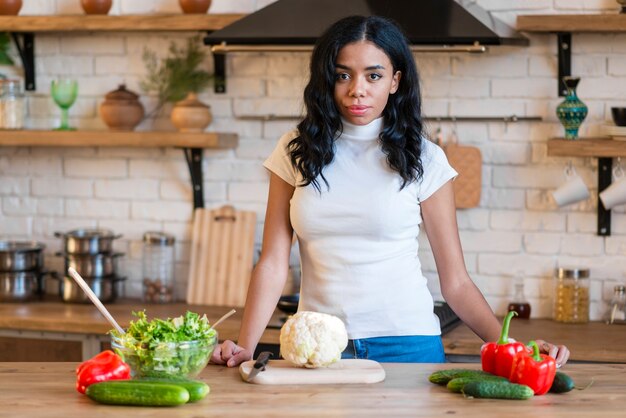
[1,362,624,417]
[444,318,626,363]
[0,300,280,346]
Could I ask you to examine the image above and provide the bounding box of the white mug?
[600,165,626,210]
[552,167,590,207]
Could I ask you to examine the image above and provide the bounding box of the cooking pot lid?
[65,228,118,239]
[0,241,45,253]
[143,231,175,246]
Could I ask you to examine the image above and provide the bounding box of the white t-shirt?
[263,117,458,339]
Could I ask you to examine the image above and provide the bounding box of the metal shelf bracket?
[10,32,35,91]
[214,53,226,93]
[183,148,204,210]
[598,157,612,236]
[557,32,571,97]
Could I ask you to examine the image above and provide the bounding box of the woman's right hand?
[210,340,253,367]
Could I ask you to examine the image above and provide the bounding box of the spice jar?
[553,267,590,323]
[142,232,175,303]
[0,79,25,129]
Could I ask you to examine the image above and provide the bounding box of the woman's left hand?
[535,339,570,368]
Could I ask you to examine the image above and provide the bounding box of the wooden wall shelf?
[517,14,626,32]
[547,137,626,158]
[0,14,245,32]
[0,130,238,149]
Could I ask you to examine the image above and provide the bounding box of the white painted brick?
[450,99,525,117]
[613,34,626,53]
[20,0,55,14]
[456,209,489,230]
[267,55,309,77]
[229,55,268,77]
[231,161,267,181]
[32,178,93,197]
[0,216,31,235]
[225,77,266,98]
[267,77,307,98]
[202,182,228,202]
[203,159,233,181]
[132,201,193,222]
[482,143,530,164]
[160,180,192,201]
[459,231,522,253]
[3,196,37,215]
[491,78,554,98]
[481,188,526,209]
[129,159,187,179]
[422,78,489,98]
[471,274,511,297]
[0,177,30,195]
[608,57,626,76]
[262,121,298,139]
[99,219,163,241]
[29,97,96,118]
[96,147,164,159]
[60,36,125,55]
[561,234,604,256]
[572,55,608,76]
[205,0,256,13]
[36,198,64,216]
[94,56,131,75]
[475,0,552,10]
[210,118,263,138]
[574,34,615,54]
[554,0,619,10]
[34,37,60,56]
[32,217,97,238]
[95,179,159,199]
[491,210,565,231]
[529,56,556,77]
[478,253,556,277]
[66,199,130,219]
[0,156,30,175]
[612,214,626,234]
[228,182,269,202]
[36,56,94,76]
[162,221,193,243]
[413,55,451,77]
[523,232,562,254]
[56,0,82,13]
[234,98,303,117]
[605,237,626,256]
[65,158,128,178]
[421,99,449,118]
[566,213,597,233]
[452,55,527,77]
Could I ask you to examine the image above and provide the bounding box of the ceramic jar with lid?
[170,92,212,132]
[0,0,22,15]
[553,267,590,323]
[99,84,145,131]
[179,0,212,14]
[81,0,112,15]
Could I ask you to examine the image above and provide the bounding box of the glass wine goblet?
[51,79,78,131]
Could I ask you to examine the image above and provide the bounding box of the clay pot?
[99,84,145,131]
[0,0,22,15]
[80,0,112,15]
[170,92,212,133]
[179,0,212,14]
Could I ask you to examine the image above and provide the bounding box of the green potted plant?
[0,32,15,79]
[140,36,214,132]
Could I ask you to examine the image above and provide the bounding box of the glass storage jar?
[0,79,25,130]
[142,232,175,303]
[553,267,590,323]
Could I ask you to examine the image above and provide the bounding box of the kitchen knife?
[246,351,273,382]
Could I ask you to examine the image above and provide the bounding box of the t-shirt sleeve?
[417,139,458,202]
[263,131,299,186]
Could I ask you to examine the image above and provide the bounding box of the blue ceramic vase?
[556,77,588,140]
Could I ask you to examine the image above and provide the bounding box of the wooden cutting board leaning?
[239,359,386,385]
[186,205,256,307]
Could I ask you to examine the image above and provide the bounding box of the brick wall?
[1,0,624,319]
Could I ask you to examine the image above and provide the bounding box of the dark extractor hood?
[204,0,529,53]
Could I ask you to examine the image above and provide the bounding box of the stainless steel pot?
[50,273,125,303]
[0,271,41,302]
[59,252,123,277]
[0,241,45,272]
[55,229,121,254]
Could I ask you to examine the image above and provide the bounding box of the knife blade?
[246,351,273,382]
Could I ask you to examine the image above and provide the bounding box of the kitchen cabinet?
[3,362,626,417]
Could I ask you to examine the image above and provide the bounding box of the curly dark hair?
[288,15,425,191]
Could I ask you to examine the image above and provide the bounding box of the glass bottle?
[0,79,25,130]
[142,231,175,303]
[553,267,590,323]
[507,274,531,319]
[605,285,626,324]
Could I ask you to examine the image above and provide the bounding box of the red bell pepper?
[75,350,131,394]
[480,311,526,378]
[510,340,556,395]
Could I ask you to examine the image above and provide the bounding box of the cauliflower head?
[279,311,348,368]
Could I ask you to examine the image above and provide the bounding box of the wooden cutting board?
[444,142,482,208]
[239,359,386,385]
[186,205,256,307]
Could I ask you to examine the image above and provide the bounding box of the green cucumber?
[549,371,575,393]
[137,378,210,402]
[428,368,496,385]
[446,375,508,393]
[462,380,534,400]
[86,381,189,406]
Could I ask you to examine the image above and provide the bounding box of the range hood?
[204,0,529,53]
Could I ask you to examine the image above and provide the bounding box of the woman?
[211,15,570,366]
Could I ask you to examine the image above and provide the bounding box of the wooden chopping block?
[239,359,386,385]
[186,205,256,307]
[443,142,482,208]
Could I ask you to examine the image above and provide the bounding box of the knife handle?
[253,351,273,370]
